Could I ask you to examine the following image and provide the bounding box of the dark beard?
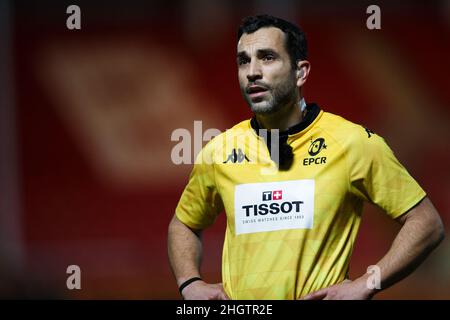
[270,75,298,114]
[245,73,298,115]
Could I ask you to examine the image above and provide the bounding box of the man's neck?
[255,98,306,132]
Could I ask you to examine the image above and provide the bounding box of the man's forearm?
[359,197,445,295]
[168,215,203,286]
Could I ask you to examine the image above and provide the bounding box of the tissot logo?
[243,189,297,217]
[242,200,304,217]
[262,190,282,201]
[303,137,327,166]
[234,180,315,235]
[223,148,250,163]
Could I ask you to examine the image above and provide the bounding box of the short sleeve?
[348,128,426,219]
[175,142,224,230]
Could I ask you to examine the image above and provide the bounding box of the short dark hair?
[237,14,308,68]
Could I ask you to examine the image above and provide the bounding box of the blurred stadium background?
[0,0,449,299]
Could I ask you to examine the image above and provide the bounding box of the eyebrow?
[237,48,279,59]
[257,48,279,57]
[237,51,249,59]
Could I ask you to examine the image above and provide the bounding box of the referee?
[168,15,444,300]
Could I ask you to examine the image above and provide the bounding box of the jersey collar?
[250,102,321,137]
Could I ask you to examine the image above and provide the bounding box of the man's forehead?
[237,27,286,53]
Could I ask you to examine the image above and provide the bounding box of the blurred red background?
[1,0,449,299]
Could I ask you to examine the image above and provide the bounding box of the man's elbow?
[429,214,445,249]
[411,197,445,249]
[434,220,445,246]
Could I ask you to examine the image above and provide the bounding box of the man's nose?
[247,60,262,82]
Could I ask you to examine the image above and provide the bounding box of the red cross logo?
[272,190,282,200]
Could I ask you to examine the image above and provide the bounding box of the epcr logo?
[308,138,327,156]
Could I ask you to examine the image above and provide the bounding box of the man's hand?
[182,280,230,300]
[301,278,374,300]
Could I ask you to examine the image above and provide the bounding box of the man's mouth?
[246,85,269,100]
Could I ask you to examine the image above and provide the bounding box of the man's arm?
[167,215,229,300]
[303,197,445,300]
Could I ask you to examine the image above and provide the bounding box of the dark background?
[0,0,449,299]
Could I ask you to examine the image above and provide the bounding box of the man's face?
[237,27,298,114]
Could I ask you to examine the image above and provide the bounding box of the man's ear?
[296,61,310,87]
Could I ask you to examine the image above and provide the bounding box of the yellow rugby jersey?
[175,104,426,300]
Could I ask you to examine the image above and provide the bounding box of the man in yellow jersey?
[167,15,444,300]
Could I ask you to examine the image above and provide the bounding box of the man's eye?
[238,58,249,65]
[263,55,275,61]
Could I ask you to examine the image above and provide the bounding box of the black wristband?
[179,277,202,294]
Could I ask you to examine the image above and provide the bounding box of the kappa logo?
[223,148,250,163]
[303,137,327,166]
[364,127,375,138]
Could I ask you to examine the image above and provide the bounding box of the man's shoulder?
[320,111,364,133]
[195,119,253,161]
[226,118,253,135]
[319,110,388,156]
[205,119,253,145]
[320,111,377,145]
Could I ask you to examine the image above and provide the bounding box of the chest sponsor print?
[234,180,315,235]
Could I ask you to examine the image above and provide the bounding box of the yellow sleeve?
[348,127,426,219]
[175,141,223,230]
